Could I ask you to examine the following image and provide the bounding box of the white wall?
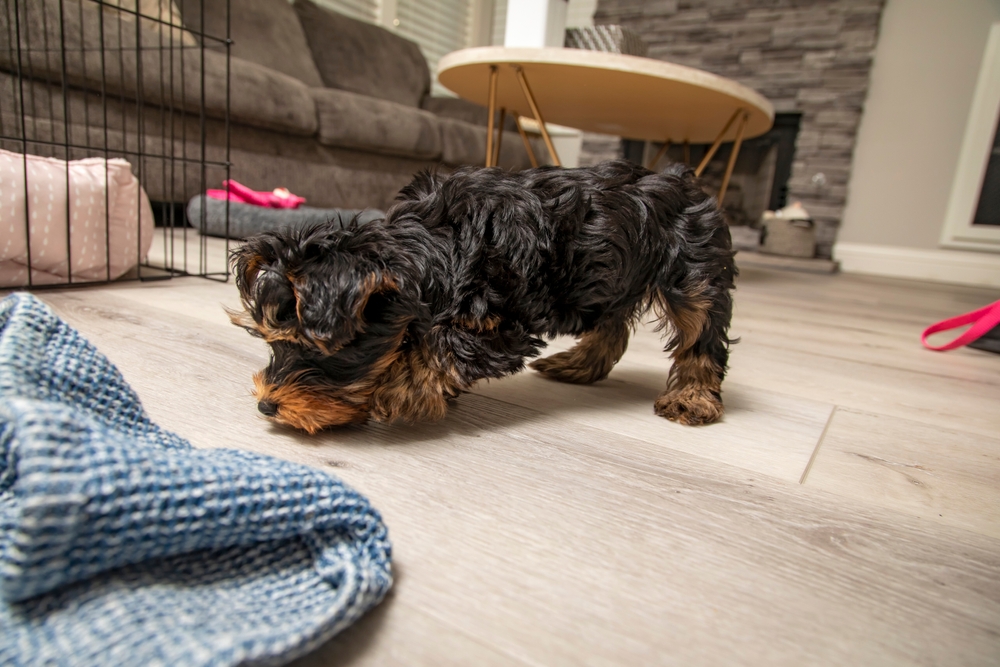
[492,0,595,45]
[499,0,584,166]
[503,0,567,47]
[835,0,1000,285]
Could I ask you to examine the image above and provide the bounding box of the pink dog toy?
[206,180,306,209]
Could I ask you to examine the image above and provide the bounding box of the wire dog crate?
[0,0,231,288]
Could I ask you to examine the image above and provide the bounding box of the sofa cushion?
[293,0,430,108]
[437,116,533,170]
[178,0,324,88]
[0,0,317,136]
[114,0,198,47]
[312,88,440,159]
[437,117,483,167]
[422,96,517,132]
[225,59,318,135]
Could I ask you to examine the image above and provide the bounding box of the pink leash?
[921,299,1000,351]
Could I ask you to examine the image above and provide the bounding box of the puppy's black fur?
[231,159,736,433]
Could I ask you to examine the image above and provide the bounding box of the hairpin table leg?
[647,139,671,170]
[695,107,743,177]
[514,66,561,167]
[485,65,498,167]
[492,107,506,166]
[717,110,749,209]
[515,114,539,168]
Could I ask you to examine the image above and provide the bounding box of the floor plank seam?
[799,406,838,485]
[462,393,800,486]
[745,341,1000,387]
[830,405,1000,443]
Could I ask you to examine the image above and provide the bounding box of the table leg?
[515,114,539,168]
[492,107,506,167]
[694,108,743,178]
[514,66,561,167]
[647,139,671,170]
[717,111,749,210]
[683,140,690,166]
[485,65,499,167]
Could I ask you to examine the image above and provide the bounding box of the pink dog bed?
[0,149,154,287]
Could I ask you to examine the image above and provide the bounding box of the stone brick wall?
[594,0,885,258]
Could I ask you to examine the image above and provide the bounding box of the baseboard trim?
[833,243,1000,287]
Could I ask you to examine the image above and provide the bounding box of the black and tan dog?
[230,159,736,433]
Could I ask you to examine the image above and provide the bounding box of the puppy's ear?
[291,258,401,352]
[231,242,265,307]
[228,240,304,343]
[228,242,264,334]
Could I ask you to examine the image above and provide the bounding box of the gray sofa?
[0,0,533,211]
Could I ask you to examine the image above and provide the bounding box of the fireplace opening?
[624,112,802,229]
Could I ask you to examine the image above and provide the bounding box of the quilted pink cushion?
[0,149,154,287]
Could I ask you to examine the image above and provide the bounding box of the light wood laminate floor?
[20,258,1000,666]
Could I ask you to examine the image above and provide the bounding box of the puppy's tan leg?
[654,297,727,425]
[369,345,464,423]
[530,320,630,384]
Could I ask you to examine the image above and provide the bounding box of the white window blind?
[491,0,507,45]
[312,0,378,24]
[395,0,475,96]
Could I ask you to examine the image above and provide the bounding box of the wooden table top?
[437,47,775,143]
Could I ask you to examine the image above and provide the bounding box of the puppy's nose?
[257,400,279,417]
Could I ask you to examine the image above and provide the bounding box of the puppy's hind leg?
[653,276,734,425]
[530,319,630,384]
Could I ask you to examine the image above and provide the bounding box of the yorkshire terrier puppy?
[230,159,736,434]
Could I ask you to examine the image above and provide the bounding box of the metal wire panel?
[0,0,231,287]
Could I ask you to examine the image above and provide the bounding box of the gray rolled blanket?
[187,195,384,238]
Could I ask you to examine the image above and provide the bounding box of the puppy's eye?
[276,299,297,324]
[361,292,394,324]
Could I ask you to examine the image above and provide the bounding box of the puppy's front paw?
[654,386,724,425]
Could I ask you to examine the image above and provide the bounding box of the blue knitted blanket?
[0,293,392,666]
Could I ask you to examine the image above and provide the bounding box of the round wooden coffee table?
[437,46,775,203]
